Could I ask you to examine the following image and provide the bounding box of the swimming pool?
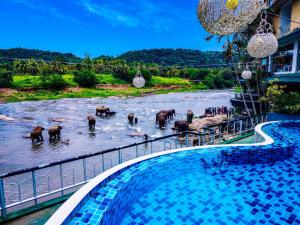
[47,121,300,225]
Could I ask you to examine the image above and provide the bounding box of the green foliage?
[96,74,126,84]
[0,72,13,88]
[74,70,97,87]
[202,69,234,89]
[41,75,68,90]
[262,82,300,114]
[0,48,81,63]
[119,49,227,67]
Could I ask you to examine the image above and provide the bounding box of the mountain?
[0,48,82,63]
[118,48,227,67]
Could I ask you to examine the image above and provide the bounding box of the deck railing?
[0,114,267,221]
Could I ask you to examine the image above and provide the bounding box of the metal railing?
[0,114,267,220]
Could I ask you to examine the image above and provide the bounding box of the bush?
[0,72,13,88]
[41,75,68,90]
[74,70,97,87]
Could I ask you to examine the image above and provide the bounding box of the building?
[266,0,300,87]
[231,0,300,112]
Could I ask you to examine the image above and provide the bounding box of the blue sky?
[0,0,223,57]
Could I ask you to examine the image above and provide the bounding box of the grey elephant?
[187,110,194,124]
[87,116,96,129]
[96,106,110,117]
[30,126,45,144]
[173,120,189,133]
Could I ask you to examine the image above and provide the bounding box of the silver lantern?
[133,70,145,88]
[247,11,278,58]
[241,70,252,80]
[197,0,266,35]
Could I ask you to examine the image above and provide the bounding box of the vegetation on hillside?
[118,48,227,67]
[0,48,81,63]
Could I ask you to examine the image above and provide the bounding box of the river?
[0,90,234,174]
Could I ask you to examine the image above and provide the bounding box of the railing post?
[150,141,153,154]
[72,168,75,185]
[18,183,22,201]
[102,154,105,172]
[118,149,122,164]
[163,140,166,151]
[136,145,138,158]
[198,134,201,146]
[83,158,87,182]
[185,133,189,147]
[32,171,38,207]
[0,178,7,219]
[239,120,243,135]
[59,164,64,196]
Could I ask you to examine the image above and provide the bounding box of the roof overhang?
[278,29,300,46]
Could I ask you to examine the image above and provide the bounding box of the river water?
[0,90,234,173]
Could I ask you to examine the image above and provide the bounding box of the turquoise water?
[68,122,300,225]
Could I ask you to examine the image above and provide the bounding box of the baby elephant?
[87,116,96,129]
[30,126,45,144]
[48,125,63,141]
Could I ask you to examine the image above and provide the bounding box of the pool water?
[68,122,300,225]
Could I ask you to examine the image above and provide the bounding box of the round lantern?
[133,71,145,88]
[241,70,252,80]
[247,11,278,58]
[247,32,278,59]
[197,0,266,35]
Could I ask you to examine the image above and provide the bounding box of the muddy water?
[0,90,234,173]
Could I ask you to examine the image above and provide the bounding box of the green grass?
[96,74,126,84]
[2,74,208,103]
[150,76,191,86]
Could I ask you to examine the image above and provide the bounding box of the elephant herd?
[29,105,200,145]
[30,125,63,144]
[30,105,116,144]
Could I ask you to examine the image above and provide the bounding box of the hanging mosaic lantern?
[241,69,252,80]
[133,70,145,88]
[197,0,266,35]
[247,11,278,58]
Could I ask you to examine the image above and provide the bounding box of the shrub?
[0,72,13,88]
[74,70,97,87]
[41,75,68,90]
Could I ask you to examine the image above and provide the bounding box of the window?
[271,43,294,73]
[279,1,292,37]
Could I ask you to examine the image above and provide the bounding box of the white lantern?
[247,33,278,58]
[197,0,266,35]
[133,71,145,88]
[241,70,252,79]
[247,11,278,58]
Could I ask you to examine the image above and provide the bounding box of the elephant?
[187,110,194,124]
[107,111,116,117]
[157,109,176,120]
[96,106,110,117]
[30,126,45,144]
[48,125,63,141]
[157,115,167,129]
[156,112,168,124]
[173,120,189,133]
[87,116,96,129]
[128,113,135,123]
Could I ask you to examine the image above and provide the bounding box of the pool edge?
[45,121,277,225]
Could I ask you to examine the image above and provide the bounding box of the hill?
[0,48,81,63]
[118,48,227,67]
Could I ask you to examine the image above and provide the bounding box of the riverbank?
[0,74,208,103]
[0,84,207,103]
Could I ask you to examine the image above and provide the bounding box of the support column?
[292,40,299,73]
